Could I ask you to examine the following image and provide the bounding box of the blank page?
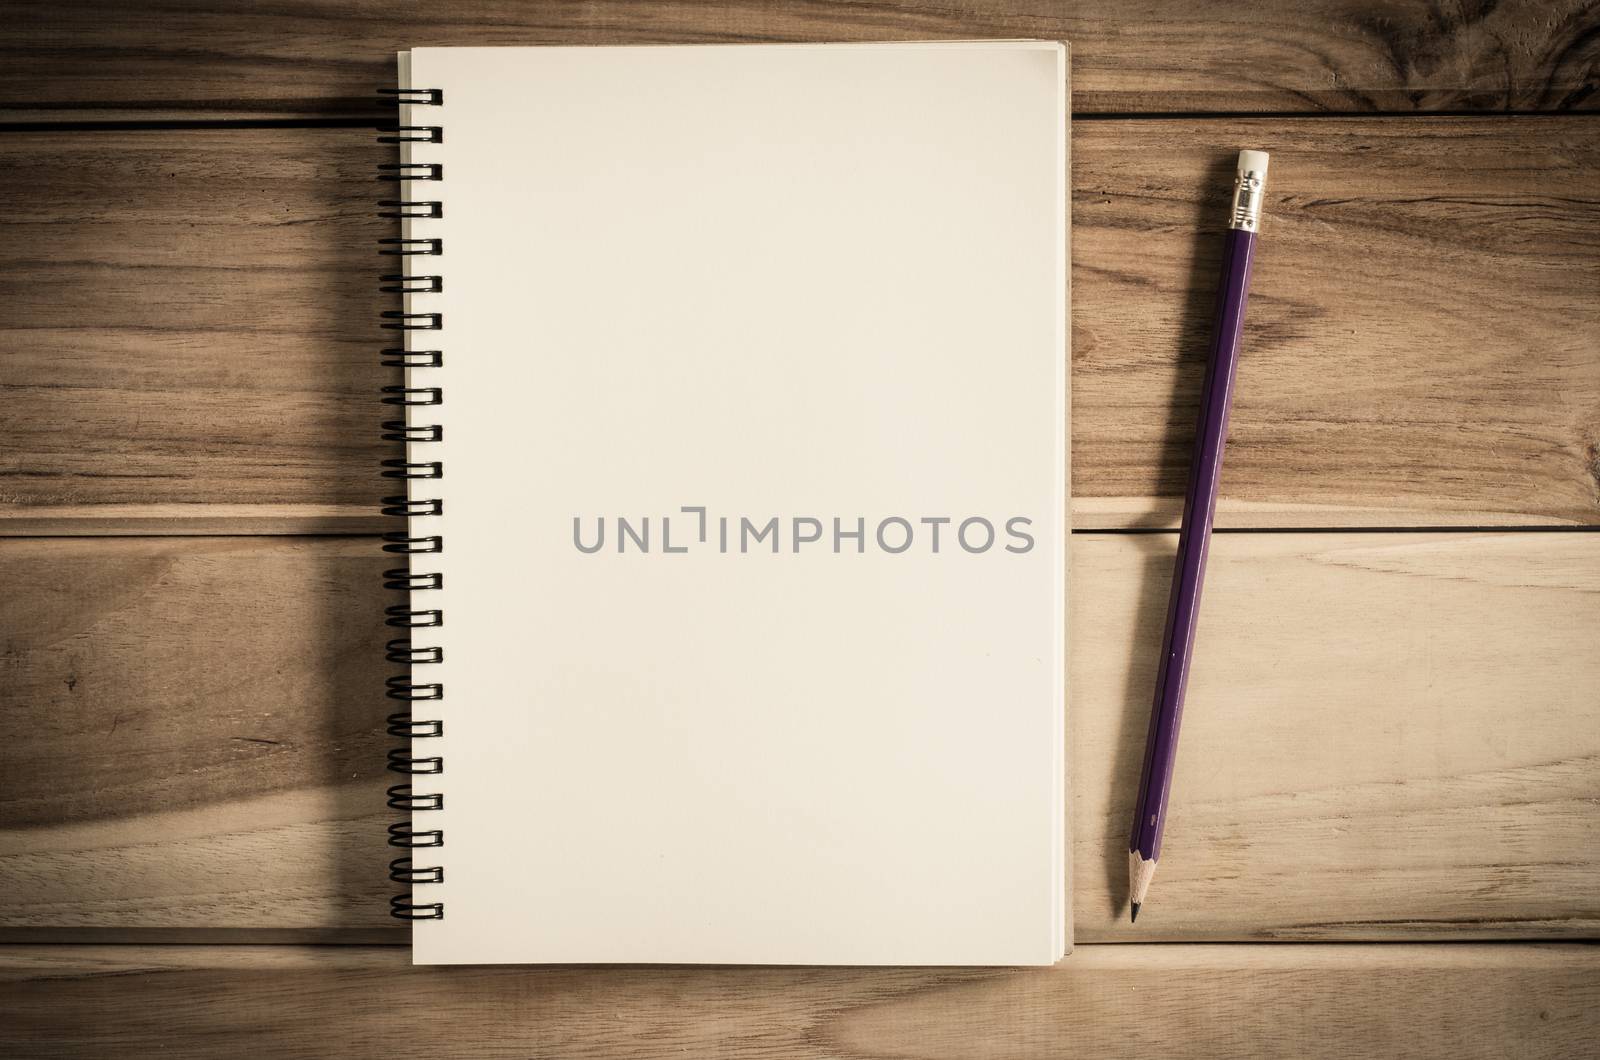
[398,41,1069,965]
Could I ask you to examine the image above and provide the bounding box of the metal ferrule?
[1229,164,1267,232]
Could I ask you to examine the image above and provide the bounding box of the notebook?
[383,41,1070,966]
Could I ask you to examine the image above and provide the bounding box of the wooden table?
[2,3,1597,1056]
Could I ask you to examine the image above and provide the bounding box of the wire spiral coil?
[381,85,446,922]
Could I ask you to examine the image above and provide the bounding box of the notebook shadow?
[326,538,404,939]
[1101,150,1234,919]
[325,125,406,939]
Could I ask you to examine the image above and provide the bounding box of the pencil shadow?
[1101,151,1234,920]
[1150,152,1235,514]
[1103,543,1177,921]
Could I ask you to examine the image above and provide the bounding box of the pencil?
[1128,149,1269,923]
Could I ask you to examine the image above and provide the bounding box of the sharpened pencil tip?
[1130,902,1140,924]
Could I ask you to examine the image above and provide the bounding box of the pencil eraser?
[1237,150,1270,176]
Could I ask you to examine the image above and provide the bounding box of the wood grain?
[1074,530,1600,938]
[3,119,1596,532]
[2,0,1597,120]
[1076,117,1600,528]
[4,6,1592,1049]
[2,532,1595,940]
[0,128,392,533]
[0,537,389,933]
[2,943,1595,1058]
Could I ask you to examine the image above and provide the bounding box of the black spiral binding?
[380,85,447,922]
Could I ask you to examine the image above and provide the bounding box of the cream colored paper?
[398,42,1069,965]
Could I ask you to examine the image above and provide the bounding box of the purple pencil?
[1129,150,1269,923]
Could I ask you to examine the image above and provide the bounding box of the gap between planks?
[3,110,1599,133]
[8,493,1600,538]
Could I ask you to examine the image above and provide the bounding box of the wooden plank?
[1,943,1595,1058]
[2,532,1595,940]
[0,537,390,932]
[1073,116,1600,528]
[2,1,1596,120]
[1074,531,1600,938]
[3,118,1596,533]
[0,126,392,534]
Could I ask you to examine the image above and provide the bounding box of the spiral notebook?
[383,41,1070,965]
